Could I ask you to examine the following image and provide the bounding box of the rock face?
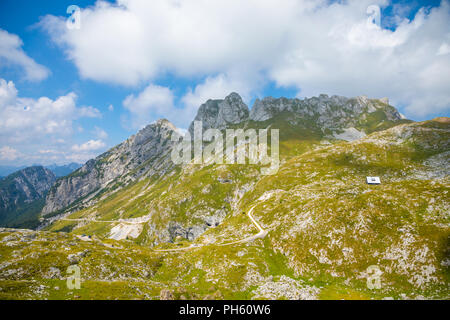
[188,92,249,135]
[189,93,404,139]
[42,119,178,215]
[249,94,404,132]
[0,166,56,226]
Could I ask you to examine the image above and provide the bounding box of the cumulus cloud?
[123,84,176,129]
[0,146,22,161]
[270,2,450,118]
[123,73,259,129]
[93,126,108,140]
[71,139,106,152]
[0,29,50,81]
[70,138,107,165]
[181,73,255,115]
[0,79,101,143]
[39,0,306,86]
[0,78,102,165]
[39,0,450,119]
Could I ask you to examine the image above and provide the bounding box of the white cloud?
[123,72,261,129]
[108,104,114,111]
[437,42,450,56]
[64,152,99,164]
[0,146,21,161]
[181,73,254,116]
[122,80,253,129]
[39,149,61,155]
[0,78,103,165]
[93,126,108,140]
[38,0,315,87]
[123,84,177,129]
[71,139,106,152]
[39,0,450,118]
[270,2,450,118]
[0,29,50,81]
[0,79,101,143]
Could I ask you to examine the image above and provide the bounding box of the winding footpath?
[153,204,267,252]
[60,205,267,252]
[61,218,144,224]
[218,205,268,246]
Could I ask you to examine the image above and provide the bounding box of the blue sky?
[0,0,448,166]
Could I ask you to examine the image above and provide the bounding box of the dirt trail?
[60,205,267,252]
[61,218,144,224]
[154,204,267,252]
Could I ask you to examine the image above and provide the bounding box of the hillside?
[41,93,409,234]
[1,118,448,300]
[43,93,409,244]
[0,167,56,229]
[1,93,447,300]
[41,119,178,217]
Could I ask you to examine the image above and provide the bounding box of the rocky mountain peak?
[188,92,249,134]
[155,118,177,129]
[42,119,179,216]
[15,166,56,197]
[132,118,177,146]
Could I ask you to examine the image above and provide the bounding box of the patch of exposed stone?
[251,275,320,300]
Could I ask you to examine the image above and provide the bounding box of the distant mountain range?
[0,163,81,178]
[44,163,82,177]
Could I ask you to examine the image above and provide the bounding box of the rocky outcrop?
[42,119,178,215]
[190,92,405,138]
[188,92,249,135]
[249,94,404,133]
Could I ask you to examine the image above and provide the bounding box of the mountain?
[0,163,81,179]
[192,93,407,140]
[41,119,178,216]
[45,163,82,177]
[0,166,56,229]
[1,93,447,300]
[188,92,250,134]
[42,93,408,219]
[230,118,449,298]
[1,117,447,300]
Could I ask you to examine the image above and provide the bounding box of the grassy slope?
[230,119,450,298]
[2,118,448,300]
[46,115,325,244]
[45,101,403,241]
